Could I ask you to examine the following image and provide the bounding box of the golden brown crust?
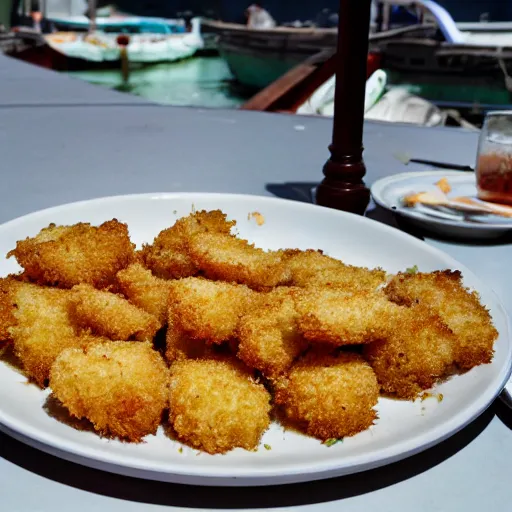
[385,271,498,371]
[7,220,135,289]
[274,352,379,440]
[293,287,403,345]
[168,358,271,453]
[50,341,169,442]
[168,277,257,343]
[237,288,308,379]
[165,306,214,363]
[140,210,235,279]
[363,304,457,399]
[188,232,291,290]
[0,276,22,343]
[70,284,161,342]
[116,263,172,325]
[8,283,102,387]
[281,249,386,291]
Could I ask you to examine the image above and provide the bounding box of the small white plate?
[371,171,512,239]
[0,192,510,486]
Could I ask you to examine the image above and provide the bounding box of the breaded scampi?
[282,249,386,291]
[188,232,291,290]
[8,283,102,387]
[363,304,457,399]
[275,352,379,440]
[7,220,135,289]
[165,306,214,363]
[116,263,172,324]
[293,287,403,345]
[0,276,21,343]
[50,341,169,441]
[237,288,308,379]
[385,270,497,370]
[141,210,235,279]
[70,284,161,342]
[169,358,271,454]
[169,277,257,344]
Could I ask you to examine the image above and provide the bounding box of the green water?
[67,56,251,108]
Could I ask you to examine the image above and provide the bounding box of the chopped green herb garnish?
[405,265,419,274]
[264,444,272,451]
[324,438,343,447]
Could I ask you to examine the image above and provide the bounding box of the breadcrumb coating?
[385,270,497,370]
[165,306,214,363]
[7,220,135,288]
[363,304,458,399]
[237,288,308,379]
[70,284,161,342]
[50,341,169,441]
[8,283,101,386]
[293,287,403,345]
[275,352,379,440]
[0,277,20,343]
[116,263,172,324]
[282,249,386,291]
[169,277,257,343]
[188,232,291,290]
[169,358,271,453]
[141,210,235,279]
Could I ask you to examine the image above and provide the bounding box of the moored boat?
[201,18,337,91]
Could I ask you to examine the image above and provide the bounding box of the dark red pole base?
[316,153,370,215]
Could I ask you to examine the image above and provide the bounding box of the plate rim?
[370,170,512,232]
[0,191,510,484]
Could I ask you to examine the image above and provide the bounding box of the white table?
[0,54,510,512]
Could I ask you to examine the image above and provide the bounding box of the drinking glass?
[476,111,512,205]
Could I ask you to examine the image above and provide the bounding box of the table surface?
[0,53,510,512]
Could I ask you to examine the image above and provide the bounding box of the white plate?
[371,170,512,239]
[0,192,510,486]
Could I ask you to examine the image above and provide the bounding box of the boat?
[44,17,203,66]
[240,0,512,113]
[5,16,204,71]
[201,18,337,91]
[48,15,187,35]
[369,0,512,111]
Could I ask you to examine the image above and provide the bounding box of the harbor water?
[67,56,251,108]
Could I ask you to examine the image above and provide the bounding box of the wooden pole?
[88,0,96,33]
[316,0,373,215]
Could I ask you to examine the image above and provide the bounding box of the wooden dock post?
[315,0,373,215]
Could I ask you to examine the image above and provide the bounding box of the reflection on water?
[67,57,252,108]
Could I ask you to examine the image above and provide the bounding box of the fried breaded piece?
[188,232,291,290]
[141,210,235,279]
[385,270,498,370]
[116,263,172,324]
[282,249,386,291]
[50,341,169,442]
[237,288,308,379]
[293,287,403,345]
[7,220,135,289]
[0,277,20,343]
[169,358,271,454]
[70,284,161,342]
[165,306,213,363]
[8,283,102,387]
[363,304,457,398]
[275,352,379,440]
[169,277,257,344]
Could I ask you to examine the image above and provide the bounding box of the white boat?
[44,17,204,66]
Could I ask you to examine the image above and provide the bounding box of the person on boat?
[246,4,276,29]
[22,0,56,34]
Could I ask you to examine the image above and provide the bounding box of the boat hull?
[203,20,337,90]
